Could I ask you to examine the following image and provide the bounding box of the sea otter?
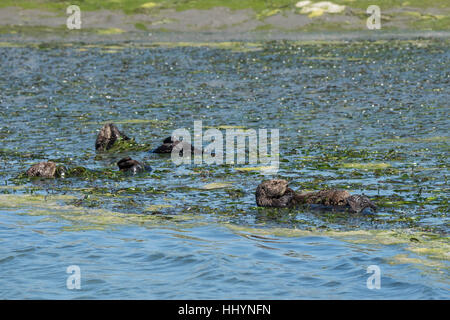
[152,136,203,155]
[26,161,67,178]
[117,157,147,174]
[255,179,376,213]
[255,179,297,208]
[95,123,131,151]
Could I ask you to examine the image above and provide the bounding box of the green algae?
[3,0,449,13]
[200,182,233,190]
[85,119,171,125]
[0,42,28,48]
[145,204,174,211]
[97,138,151,153]
[235,165,279,172]
[226,224,450,268]
[339,162,391,170]
[256,8,282,20]
[96,28,126,35]
[0,1,449,36]
[381,136,449,144]
[0,194,76,209]
[0,185,30,190]
[0,193,199,231]
[387,254,446,269]
[0,148,44,159]
[148,41,263,52]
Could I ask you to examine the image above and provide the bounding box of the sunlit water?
[0,38,448,299]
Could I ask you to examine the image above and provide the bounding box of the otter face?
[260,179,289,198]
[346,195,377,213]
[55,165,67,178]
[153,137,177,153]
[117,157,144,174]
[327,190,351,206]
[255,179,294,208]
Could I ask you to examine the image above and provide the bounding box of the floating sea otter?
[117,157,149,174]
[255,179,376,213]
[26,161,67,178]
[25,157,149,178]
[95,123,131,151]
[152,136,203,155]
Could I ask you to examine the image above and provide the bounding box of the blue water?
[1,210,448,299]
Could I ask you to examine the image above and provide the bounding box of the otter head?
[346,195,377,213]
[26,161,66,178]
[259,179,289,198]
[117,156,144,174]
[55,165,67,178]
[95,123,130,151]
[255,179,294,208]
[164,136,175,144]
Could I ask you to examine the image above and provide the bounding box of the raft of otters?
[25,123,206,177]
[24,123,377,213]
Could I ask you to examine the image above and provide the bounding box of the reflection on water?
[0,39,448,299]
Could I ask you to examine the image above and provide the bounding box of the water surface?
[0,39,448,299]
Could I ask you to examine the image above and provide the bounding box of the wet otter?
[346,195,378,213]
[296,189,351,207]
[95,123,131,151]
[152,136,203,155]
[255,179,297,208]
[26,161,67,178]
[117,157,147,174]
[255,179,376,213]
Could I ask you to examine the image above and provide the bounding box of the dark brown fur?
[153,136,203,155]
[117,157,144,174]
[346,194,377,213]
[255,179,376,213]
[95,123,130,151]
[255,179,296,208]
[26,161,66,178]
[300,189,351,206]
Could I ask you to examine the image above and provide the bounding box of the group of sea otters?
[25,123,377,214]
